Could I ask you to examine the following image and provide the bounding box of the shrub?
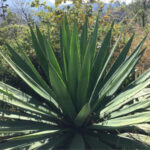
[0,16,150,149]
[0,23,34,92]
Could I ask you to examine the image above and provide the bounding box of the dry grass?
[128,25,150,75]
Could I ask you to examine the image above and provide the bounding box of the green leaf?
[44,37,63,78]
[106,48,146,96]
[38,134,69,150]
[16,43,61,115]
[0,82,59,117]
[30,27,49,77]
[100,72,150,118]
[0,139,49,150]
[90,25,113,95]
[77,46,91,109]
[0,125,56,134]
[18,140,48,150]
[74,103,91,127]
[90,123,150,135]
[0,109,59,126]
[98,134,150,150]
[76,17,100,109]
[0,84,57,119]
[88,16,99,61]
[99,36,146,98]
[85,135,113,150]
[60,16,71,81]
[110,98,150,119]
[68,21,81,105]
[69,133,85,150]
[0,120,58,132]
[48,62,76,120]
[89,34,121,104]
[36,25,47,55]
[0,130,60,149]
[0,49,57,107]
[80,16,88,62]
[93,45,146,111]
[105,34,134,81]
[100,111,150,127]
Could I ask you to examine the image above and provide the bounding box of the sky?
[101,0,132,4]
[49,0,132,5]
[5,0,133,8]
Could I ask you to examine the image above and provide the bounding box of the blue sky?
[49,0,132,4]
[6,0,132,6]
[99,0,132,4]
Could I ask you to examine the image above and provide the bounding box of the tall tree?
[12,0,33,24]
[0,0,8,20]
[127,0,150,27]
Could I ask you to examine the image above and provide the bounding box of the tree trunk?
[142,0,146,27]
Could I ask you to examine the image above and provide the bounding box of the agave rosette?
[0,16,150,149]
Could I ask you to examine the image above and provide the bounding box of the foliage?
[0,16,150,149]
[31,0,100,50]
[0,10,34,90]
[30,0,127,53]
[0,0,9,19]
[127,0,150,27]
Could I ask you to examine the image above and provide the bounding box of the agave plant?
[0,16,150,149]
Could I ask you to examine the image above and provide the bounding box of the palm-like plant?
[0,16,150,149]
